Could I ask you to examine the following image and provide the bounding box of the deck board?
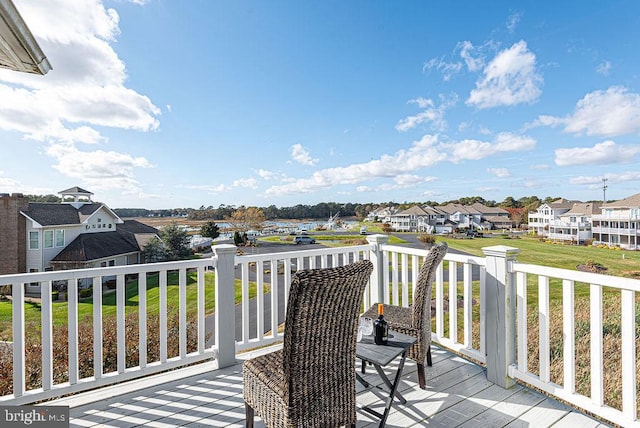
[60,346,608,427]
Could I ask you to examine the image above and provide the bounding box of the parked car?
[294,236,316,244]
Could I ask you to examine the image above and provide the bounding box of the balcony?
[0,236,636,426]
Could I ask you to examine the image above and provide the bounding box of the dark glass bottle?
[374,303,388,345]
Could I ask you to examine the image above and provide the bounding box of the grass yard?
[0,270,262,340]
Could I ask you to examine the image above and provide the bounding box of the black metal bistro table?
[355,330,417,427]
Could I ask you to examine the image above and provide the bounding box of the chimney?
[0,193,29,274]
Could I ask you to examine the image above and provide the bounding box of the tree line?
[25,193,583,222]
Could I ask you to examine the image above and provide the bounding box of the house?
[385,202,513,233]
[548,202,601,244]
[527,198,578,236]
[0,187,159,292]
[591,193,640,250]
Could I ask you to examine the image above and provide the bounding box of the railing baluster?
[270,259,278,338]
[138,273,147,368]
[68,278,79,384]
[479,265,486,358]
[179,268,187,358]
[516,272,528,373]
[448,261,457,343]
[538,275,550,383]
[621,289,636,420]
[401,253,409,307]
[117,274,126,374]
[42,280,53,391]
[562,279,575,393]
[12,281,25,397]
[391,252,399,305]
[93,276,102,379]
[590,283,603,406]
[257,261,264,340]
[241,262,250,342]
[159,270,167,363]
[463,263,472,347]
[197,266,205,354]
[435,262,444,339]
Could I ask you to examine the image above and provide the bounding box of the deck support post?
[482,245,520,388]
[213,244,238,368]
[366,234,389,305]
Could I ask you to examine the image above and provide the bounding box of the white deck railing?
[0,235,637,426]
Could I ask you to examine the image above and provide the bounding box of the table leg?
[378,351,408,427]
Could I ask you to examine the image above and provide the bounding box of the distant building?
[548,202,602,244]
[0,187,159,292]
[591,193,640,250]
[385,203,512,233]
[527,198,578,236]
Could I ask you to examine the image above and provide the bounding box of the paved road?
[205,234,474,347]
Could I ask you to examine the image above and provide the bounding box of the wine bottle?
[374,303,388,345]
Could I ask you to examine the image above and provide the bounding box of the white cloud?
[555,140,640,166]
[289,144,318,166]
[530,164,551,170]
[506,13,521,33]
[558,87,640,137]
[46,142,153,189]
[423,57,463,82]
[570,171,640,187]
[256,169,276,180]
[395,94,458,132]
[487,167,511,177]
[184,184,230,193]
[596,61,612,76]
[466,40,543,108]
[445,132,536,163]
[232,178,258,189]
[265,132,534,196]
[0,0,160,193]
[458,41,484,72]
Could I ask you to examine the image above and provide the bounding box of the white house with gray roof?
[591,193,640,250]
[0,187,159,293]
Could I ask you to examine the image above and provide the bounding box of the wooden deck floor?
[55,346,608,427]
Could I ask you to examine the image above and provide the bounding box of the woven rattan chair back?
[411,242,448,330]
[281,259,373,425]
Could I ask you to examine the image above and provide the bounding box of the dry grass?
[435,287,640,415]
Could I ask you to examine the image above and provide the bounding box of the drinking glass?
[360,317,374,336]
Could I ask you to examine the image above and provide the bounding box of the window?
[44,230,54,248]
[29,231,39,250]
[55,229,64,247]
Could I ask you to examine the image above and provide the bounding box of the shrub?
[418,234,436,246]
[0,312,205,396]
[79,288,92,298]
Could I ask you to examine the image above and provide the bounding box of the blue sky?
[2,0,640,210]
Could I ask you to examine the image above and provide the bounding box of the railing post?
[482,245,520,388]
[366,234,389,304]
[213,244,237,368]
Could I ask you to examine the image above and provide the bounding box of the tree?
[160,221,191,260]
[142,236,167,263]
[227,207,266,233]
[200,221,220,240]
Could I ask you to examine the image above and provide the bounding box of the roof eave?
[0,0,51,75]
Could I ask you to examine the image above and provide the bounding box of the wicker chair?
[243,260,374,428]
[362,242,448,389]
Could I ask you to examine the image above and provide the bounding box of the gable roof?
[602,193,640,209]
[51,220,158,262]
[51,231,139,262]
[59,186,93,195]
[398,205,428,216]
[560,202,602,217]
[470,203,509,215]
[22,203,104,226]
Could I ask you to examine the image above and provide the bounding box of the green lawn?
[0,270,261,340]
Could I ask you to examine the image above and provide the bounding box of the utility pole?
[602,177,608,204]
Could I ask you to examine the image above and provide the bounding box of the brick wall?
[0,193,28,274]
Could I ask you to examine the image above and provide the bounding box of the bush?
[0,312,205,396]
[79,288,92,299]
[418,234,436,246]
